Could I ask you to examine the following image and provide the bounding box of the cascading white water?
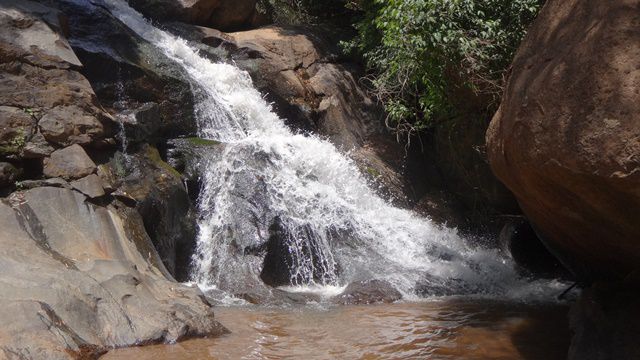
[105,0,564,302]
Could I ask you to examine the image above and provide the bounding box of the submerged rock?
[487,0,640,280]
[0,187,227,359]
[332,279,402,305]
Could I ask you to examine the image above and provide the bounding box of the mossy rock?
[185,137,221,147]
[143,145,182,179]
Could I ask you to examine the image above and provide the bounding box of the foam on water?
[104,0,565,303]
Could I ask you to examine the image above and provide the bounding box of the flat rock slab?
[70,173,105,198]
[0,187,227,359]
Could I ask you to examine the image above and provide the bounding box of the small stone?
[22,131,54,158]
[96,164,119,193]
[43,144,96,180]
[71,174,105,198]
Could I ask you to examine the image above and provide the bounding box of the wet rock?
[260,217,338,287]
[96,163,120,193]
[415,276,480,297]
[38,105,104,146]
[332,279,402,305]
[166,137,223,197]
[0,162,20,187]
[70,174,105,198]
[0,187,227,358]
[569,277,640,360]
[119,102,161,145]
[272,288,323,304]
[170,24,407,204]
[113,146,197,281]
[43,144,96,180]
[499,219,570,279]
[486,0,640,279]
[59,0,197,138]
[0,106,34,157]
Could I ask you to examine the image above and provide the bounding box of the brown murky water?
[104,300,570,359]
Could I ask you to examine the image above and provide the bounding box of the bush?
[343,0,543,136]
[257,0,355,25]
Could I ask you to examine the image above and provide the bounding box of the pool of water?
[103,300,570,359]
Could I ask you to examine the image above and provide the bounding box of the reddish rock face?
[486,0,640,280]
[128,0,260,31]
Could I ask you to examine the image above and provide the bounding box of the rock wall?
[0,1,227,358]
[486,0,640,280]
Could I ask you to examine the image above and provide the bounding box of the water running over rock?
[103,0,564,302]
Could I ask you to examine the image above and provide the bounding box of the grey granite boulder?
[0,187,227,359]
[43,144,96,180]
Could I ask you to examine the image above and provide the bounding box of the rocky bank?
[0,0,411,357]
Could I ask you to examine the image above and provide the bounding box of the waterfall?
[103,0,563,301]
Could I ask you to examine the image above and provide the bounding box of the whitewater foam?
[104,0,565,303]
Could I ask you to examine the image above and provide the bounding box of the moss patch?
[144,146,182,179]
[0,130,27,156]
[185,137,221,146]
[365,166,380,178]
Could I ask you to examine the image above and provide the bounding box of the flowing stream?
[102,0,565,303]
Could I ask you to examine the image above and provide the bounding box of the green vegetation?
[185,137,221,146]
[259,0,543,137]
[0,129,27,156]
[257,0,354,25]
[144,146,182,179]
[365,166,380,178]
[343,0,543,136]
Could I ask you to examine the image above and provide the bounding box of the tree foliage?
[343,0,543,135]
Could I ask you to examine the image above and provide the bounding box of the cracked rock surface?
[0,187,227,359]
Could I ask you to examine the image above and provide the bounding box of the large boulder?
[0,187,226,359]
[128,0,262,31]
[486,0,640,280]
[111,145,198,281]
